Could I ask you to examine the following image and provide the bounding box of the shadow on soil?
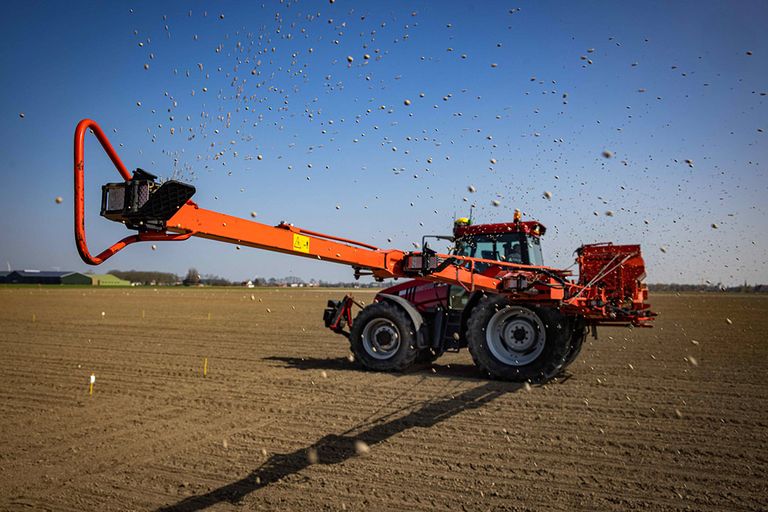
[157,380,519,511]
[265,355,486,380]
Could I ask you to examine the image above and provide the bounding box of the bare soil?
[0,287,766,511]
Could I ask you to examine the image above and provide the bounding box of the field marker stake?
[89,373,95,395]
[203,358,208,378]
[207,312,211,321]
[141,309,145,319]
[32,313,36,322]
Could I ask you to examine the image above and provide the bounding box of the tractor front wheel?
[349,302,419,372]
[467,296,571,383]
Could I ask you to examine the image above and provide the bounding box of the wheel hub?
[486,307,546,366]
[502,320,536,351]
[361,319,401,360]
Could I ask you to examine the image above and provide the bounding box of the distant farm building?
[1,270,129,286]
[3,270,92,285]
[89,274,130,286]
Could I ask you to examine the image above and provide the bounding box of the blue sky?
[1,0,766,284]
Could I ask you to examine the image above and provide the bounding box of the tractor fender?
[376,293,427,348]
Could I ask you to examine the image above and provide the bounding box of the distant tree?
[200,274,231,286]
[109,270,178,285]
[183,268,201,286]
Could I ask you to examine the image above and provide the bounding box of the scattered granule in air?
[354,440,370,454]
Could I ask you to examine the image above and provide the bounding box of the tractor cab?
[452,210,546,271]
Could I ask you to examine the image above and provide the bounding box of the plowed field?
[0,288,766,511]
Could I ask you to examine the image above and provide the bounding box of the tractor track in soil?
[0,288,766,511]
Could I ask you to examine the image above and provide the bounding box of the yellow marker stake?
[203,358,208,378]
[141,309,145,319]
[89,373,95,396]
[207,312,211,321]
[32,313,36,322]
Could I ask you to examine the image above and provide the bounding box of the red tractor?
[73,119,655,384]
[324,215,652,382]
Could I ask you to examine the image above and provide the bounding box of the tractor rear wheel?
[561,325,587,370]
[349,302,419,372]
[466,296,571,382]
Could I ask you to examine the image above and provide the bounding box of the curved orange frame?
[74,118,191,265]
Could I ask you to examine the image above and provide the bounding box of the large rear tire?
[467,296,571,382]
[349,302,419,372]
[561,324,587,370]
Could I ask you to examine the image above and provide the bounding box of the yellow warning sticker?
[292,233,310,253]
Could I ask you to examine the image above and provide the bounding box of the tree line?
[108,268,391,288]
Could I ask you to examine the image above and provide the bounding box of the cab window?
[525,235,544,266]
[454,233,527,271]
